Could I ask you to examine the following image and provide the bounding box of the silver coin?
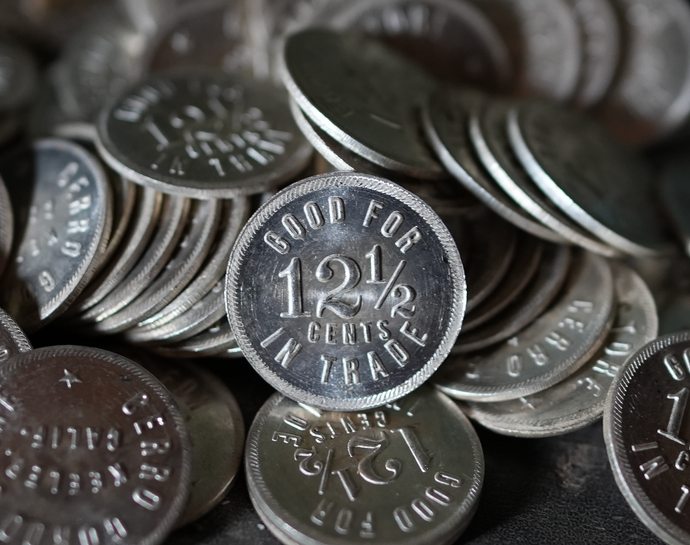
[149,319,237,358]
[469,99,619,257]
[0,345,192,545]
[80,196,190,324]
[226,171,466,411]
[92,198,221,333]
[282,29,444,180]
[508,104,673,256]
[0,172,13,279]
[566,0,621,107]
[246,386,483,545]
[96,73,312,199]
[421,88,566,242]
[0,37,38,112]
[437,250,614,401]
[0,138,111,331]
[603,331,690,545]
[598,0,690,146]
[139,357,245,527]
[464,262,657,436]
[0,306,32,365]
[53,121,99,143]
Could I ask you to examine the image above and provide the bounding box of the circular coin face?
[0,345,192,545]
[246,386,483,545]
[604,331,690,545]
[226,172,466,410]
[96,73,312,198]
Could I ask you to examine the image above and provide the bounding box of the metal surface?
[226,171,466,411]
[0,306,32,365]
[0,172,13,279]
[151,319,237,358]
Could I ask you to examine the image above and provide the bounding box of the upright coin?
[0,139,111,331]
[0,306,32,365]
[96,73,312,198]
[604,332,690,544]
[0,345,192,545]
[246,386,483,545]
[226,172,466,410]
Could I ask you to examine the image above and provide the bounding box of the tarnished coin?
[0,138,111,331]
[604,331,690,545]
[465,262,657,437]
[0,345,192,545]
[0,37,39,112]
[0,306,32,365]
[437,251,614,401]
[508,104,673,256]
[246,386,483,545]
[225,172,466,411]
[282,29,444,180]
[96,73,312,198]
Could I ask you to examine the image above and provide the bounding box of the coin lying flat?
[0,345,192,545]
[465,262,657,437]
[246,386,483,545]
[96,73,312,198]
[226,171,466,411]
[0,138,111,331]
[0,306,32,365]
[604,331,690,545]
[437,250,614,401]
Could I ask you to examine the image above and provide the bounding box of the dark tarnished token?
[96,73,312,199]
[246,386,483,545]
[225,172,466,411]
[0,345,192,545]
[604,331,690,545]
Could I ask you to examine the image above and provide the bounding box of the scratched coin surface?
[0,345,192,545]
[0,138,111,331]
[436,251,614,401]
[0,306,32,366]
[246,386,483,545]
[464,262,657,437]
[96,73,312,198]
[604,331,690,545]
[226,172,466,411]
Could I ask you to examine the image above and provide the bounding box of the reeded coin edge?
[225,171,466,411]
[0,307,32,354]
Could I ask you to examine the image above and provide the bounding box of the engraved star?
[59,369,82,389]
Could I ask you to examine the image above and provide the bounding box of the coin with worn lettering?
[604,331,690,545]
[0,37,38,112]
[246,386,483,545]
[0,306,32,366]
[437,251,614,401]
[0,345,192,545]
[282,29,444,180]
[508,103,673,256]
[464,262,657,436]
[226,172,465,410]
[0,139,111,331]
[96,73,312,198]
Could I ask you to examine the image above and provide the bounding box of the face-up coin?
[0,345,192,545]
[0,306,31,365]
[226,172,466,411]
[437,250,614,401]
[604,331,690,544]
[0,138,111,331]
[96,73,312,199]
[0,37,39,112]
[246,386,483,545]
[465,262,657,437]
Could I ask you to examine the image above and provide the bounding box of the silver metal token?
[149,319,237,358]
[508,104,673,256]
[464,262,657,437]
[225,171,466,411]
[96,73,312,199]
[282,29,444,180]
[246,386,483,545]
[0,37,39,112]
[0,345,192,545]
[604,331,690,545]
[437,250,614,401]
[0,138,111,331]
[0,306,32,365]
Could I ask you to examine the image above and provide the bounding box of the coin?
[150,319,237,358]
[0,37,39,112]
[0,306,32,365]
[604,331,690,545]
[0,138,111,331]
[282,29,444,180]
[508,103,673,256]
[437,250,614,401]
[96,73,313,198]
[464,262,657,437]
[246,386,483,545]
[0,345,192,545]
[225,171,466,411]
